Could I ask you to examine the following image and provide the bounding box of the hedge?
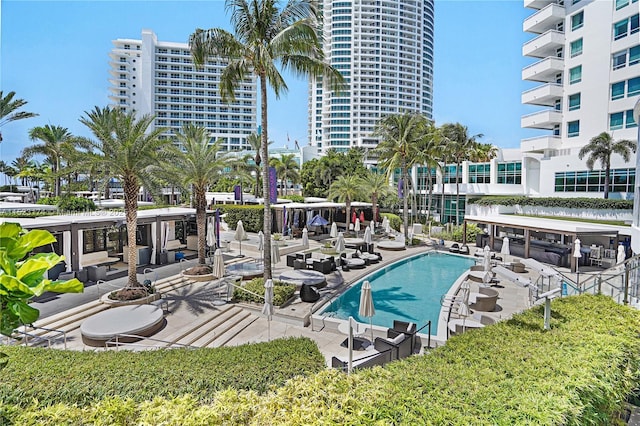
[380,212,402,231]
[470,196,634,210]
[216,205,264,233]
[233,278,296,306]
[9,294,640,425]
[0,337,324,413]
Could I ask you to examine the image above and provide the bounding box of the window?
[611,81,625,99]
[613,51,627,69]
[554,99,562,111]
[570,38,583,57]
[616,0,629,9]
[468,163,491,184]
[568,120,580,137]
[568,93,581,110]
[610,112,624,130]
[497,162,522,184]
[630,45,640,65]
[629,77,640,96]
[571,11,584,31]
[555,168,635,193]
[626,110,637,128]
[614,19,629,39]
[569,65,582,84]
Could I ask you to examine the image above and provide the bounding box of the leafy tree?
[0,91,38,143]
[375,113,426,242]
[327,175,364,231]
[270,153,299,195]
[578,132,636,199]
[415,121,442,221]
[79,107,172,289]
[360,170,391,223]
[301,148,367,197]
[189,0,344,279]
[174,124,228,265]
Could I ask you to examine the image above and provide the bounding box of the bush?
[0,337,324,411]
[233,278,296,306]
[432,223,484,243]
[36,196,59,206]
[217,205,264,233]
[380,212,402,231]
[10,295,640,424]
[57,196,96,212]
[470,196,634,210]
[282,195,305,203]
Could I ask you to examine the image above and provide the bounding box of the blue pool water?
[321,252,475,333]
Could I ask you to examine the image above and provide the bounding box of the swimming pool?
[320,252,475,333]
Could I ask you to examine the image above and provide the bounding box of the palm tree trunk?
[372,193,378,224]
[604,164,611,199]
[346,201,351,232]
[195,187,207,265]
[427,168,433,220]
[260,75,272,279]
[124,175,140,288]
[455,161,461,225]
[402,166,409,243]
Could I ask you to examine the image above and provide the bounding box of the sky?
[1,0,536,166]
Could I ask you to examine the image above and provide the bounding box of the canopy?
[308,214,329,226]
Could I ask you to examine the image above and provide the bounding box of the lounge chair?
[331,347,394,371]
[449,243,461,253]
[374,332,413,360]
[389,320,417,353]
[493,265,532,287]
[459,245,470,255]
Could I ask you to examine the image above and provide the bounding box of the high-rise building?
[520,0,639,194]
[309,0,435,157]
[108,29,257,151]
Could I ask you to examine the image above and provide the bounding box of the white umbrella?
[257,230,264,252]
[383,217,391,234]
[617,245,626,265]
[262,279,274,341]
[235,220,247,257]
[302,227,309,247]
[501,237,510,256]
[213,248,225,278]
[573,238,582,279]
[271,238,281,264]
[335,232,346,253]
[483,245,492,272]
[359,280,375,343]
[330,222,338,238]
[207,218,216,262]
[354,218,361,237]
[363,226,372,246]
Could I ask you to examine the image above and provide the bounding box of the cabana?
[272,201,373,235]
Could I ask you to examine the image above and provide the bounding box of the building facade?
[108,29,257,151]
[308,0,435,159]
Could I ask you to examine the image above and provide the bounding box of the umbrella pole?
[369,318,373,343]
[348,316,353,374]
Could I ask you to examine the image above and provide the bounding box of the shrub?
[0,337,324,411]
[282,195,305,203]
[470,196,634,210]
[36,196,59,206]
[432,223,483,243]
[380,212,401,231]
[217,205,264,232]
[233,278,296,306]
[57,196,96,212]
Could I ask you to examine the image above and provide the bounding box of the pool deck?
[25,232,568,365]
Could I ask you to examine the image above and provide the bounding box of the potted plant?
[321,241,337,254]
[273,233,286,247]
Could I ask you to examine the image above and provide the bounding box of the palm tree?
[374,113,426,242]
[415,121,442,221]
[189,0,344,279]
[441,123,483,225]
[80,106,171,289]
[174,124,228,265]
[11,156,31,186]
[579,132,636,199]
[245,132,264,197]
[327,175,363,232]
[23,125,76,197]
[360,170,391,224]
[270,153,299,195]
[0,91,38,143]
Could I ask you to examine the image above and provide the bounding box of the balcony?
[521,83,563,106]
[520,135,562,152]
[522,30,564,58]
[523,3,565,34]
[524,0,557,10]
[522,56,564,83]
[521,109,562,129]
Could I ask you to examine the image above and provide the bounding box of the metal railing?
[105,333,196,350]
[10,325,67,349]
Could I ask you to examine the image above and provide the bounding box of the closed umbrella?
[262,279,274,341]
[302,227,309,247]
[483,245,491,273]
[271,238,281,264]
[257,230,264,252]
[235,220,247,257]
[330,222,338,238]
[573,238,582,281]
[283,206,288,236]
[335,232,346,253]
[617,245,626,265]
[354,218,361,237]
[359,211,365,223]
[383,217,390,234]
[363,226,372,246]
[359,280,375,343]
[351,211,357,227]
[370,220,375,234]
[501,236,510,256]
[215,208,221,249]
[207,217,216,249]
[213,248,225,278]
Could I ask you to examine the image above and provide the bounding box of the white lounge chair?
[493,265,532,287]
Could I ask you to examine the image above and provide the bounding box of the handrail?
[416,321,432,349]
[15,325,67,349]
[105,333,196,350]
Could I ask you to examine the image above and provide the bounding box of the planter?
[320,247,338,255]
[181,271,215,282]
[273,240,287,247]
[100,291,160,306]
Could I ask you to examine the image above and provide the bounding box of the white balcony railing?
[521,109,562,129]
[523,2,565,34]
[521,83,563,106]
[522,56,564,82]
[522,29,565,58]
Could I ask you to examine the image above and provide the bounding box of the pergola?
[463,214,627,272]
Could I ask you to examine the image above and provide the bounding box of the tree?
[300,148,367,197]
[80,106,171,289]
[360,170,390,224]
[174,124,228,265]
[374,113,426,242]
[23,125,76,197]
[245,132,271,197]
[579,132,636,199]
[327,175,364,231]
[270,153,299,195]
[414,121,442,221]
[189,0,344,279]
[441,123,483,225]
[0,91,38,143]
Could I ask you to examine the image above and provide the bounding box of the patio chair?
[374,332,413,360]
[459,245,470,255]
[469,287,499,312]
[449,243,461,253]
[390,320,417,352]
[300,284,320,303]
